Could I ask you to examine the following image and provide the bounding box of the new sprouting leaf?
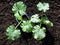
[44,20,53,27]
[40,16,47,23]
[14,12,23,21]
[12,1,26,15]
[41,27,46,32]
[40,16,53,27]
[30,14,40,23]
[6,25,21,40]
[32,25,46,40]
[21,21,33,33]
[37,2,49,12]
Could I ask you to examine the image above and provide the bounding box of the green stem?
[40,23,41,27]
[41,11,48,20]
[41,12,45,15]
[15,21,21,29]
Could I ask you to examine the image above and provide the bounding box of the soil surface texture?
[0,0,60,45]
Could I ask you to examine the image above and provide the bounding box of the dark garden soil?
[0,0,60,45]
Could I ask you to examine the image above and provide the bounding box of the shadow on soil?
[42,30,55,45]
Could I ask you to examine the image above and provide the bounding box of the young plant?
[6,1,53,41]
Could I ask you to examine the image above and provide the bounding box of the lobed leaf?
[12,1,26,15]
[21,21,33,33]
[32,25,46,40]
[37,2,49,12]
[6,25,21,40]
[30,14,40,23]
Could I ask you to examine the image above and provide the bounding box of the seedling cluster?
[6,1,53,41]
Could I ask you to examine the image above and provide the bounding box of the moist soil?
[0,0,60,45]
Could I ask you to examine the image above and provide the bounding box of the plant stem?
[25,13,30,20]
[41,12,45,16]
[40,23,41,27]
[41,12,48,20]
[15,21,21,29]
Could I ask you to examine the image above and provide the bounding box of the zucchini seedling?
[6,1,53,41]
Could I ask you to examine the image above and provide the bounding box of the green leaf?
[14,12,23,21]
[6,25,21,40]
[37,2,49,12]
[12,1,26,15]
[40,16,47,23]
[21,21,33,33]
[32,25,46,40]
[30,14,40,23]
[41,27,46,32]
[40,16,53,27]
[44,20,53,27]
